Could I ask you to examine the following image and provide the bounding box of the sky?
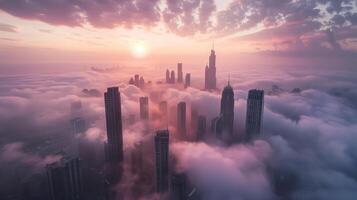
[0,0,357,73]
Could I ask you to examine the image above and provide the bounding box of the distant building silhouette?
[70,117,86,135]
[171,70,176,84]
[166,69,170,83]
[139,76,145,88]
[46,158,82,200]
[170,173,188,200]
[211,82,234,141]
[155,130,170,193]
[196,115,206,141]
[177,102,187,139]
[129,77,135,85]
[177,63,183,83]
[104,87,123,184]
[185,73,191,88]
[245,89,264,141]
[204,47,216,90]
[140,97,149,120]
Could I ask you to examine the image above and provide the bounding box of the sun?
[131,42,148,58]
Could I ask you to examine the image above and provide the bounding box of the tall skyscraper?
[245,89,264,141]
[219,82,235,138]
[171,70,176,84]
[185,73,191,88]
[170,173,188,200]
[155,130,169,193]
[104,87,124,184]
[204,48,216,90]
[140,97,149,120]
[177,102,186,139]
[177,63,183,83]
[166,69,170,83]
[212,82,234,140]
[70,117,86,134]
[134,74,140,86]
[46,158,82,200]
[196,115,206,141]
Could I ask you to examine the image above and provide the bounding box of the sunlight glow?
[131,42,148,59]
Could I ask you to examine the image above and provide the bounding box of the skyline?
[0,1,357,200]
[0,0,357,72]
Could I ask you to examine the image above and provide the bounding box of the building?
[245,89,264,141]
[46,158,82,200]
[196,115,206,141]
[185,73,191,88]
[129,77,135,85]
[170,173,188,200]
[70,117,86,134]
[134,74,140,86]
[171,70,176,84]
[104,87,124,184]
[139,76,145,88]
[166,69,170,83]
[220,82,234,137]
[140,96,149,120]
[155,130,170,193]
[204,47,216,90]
[177,102,186,139]
[177,63,183,83]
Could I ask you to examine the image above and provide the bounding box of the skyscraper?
[212,82,234,140]
[196,115,206,141]
[166,69,170,83]
[70,117,86,134]
[155,130,169,193]
[177,102,186,139]
[185,73,191,88]
[140,97,149,120]
[104,87,124,184]
[46,158,82,200]
[177,63,183,83]
[171,70,176,84]
[219,82,235,138]
[245,89,264,141]
[204,48,216,90]
[170,173,188,200]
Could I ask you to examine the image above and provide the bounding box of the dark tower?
[177,63,183,83]
[104,87,124,184]
[155,130,169,193]
[185,73,191,88]
[171,70,176,84]
[170,173,188,200]
[166,69,170,83]
[245,90,264,141]
[204,45,216,90]
[219,82,234,139]
[177,102,186,139]
[196,115,206,141]
[140,97,149,120]
[46,158,82,200]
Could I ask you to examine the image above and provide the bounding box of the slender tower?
[177,102,187,139]
[104,87,124,184]
[219,81,234,139]
[177,63,183,83]
[204,44,216,90]
[155,130,169,193]
[140,97,149,120]
[245,90,264,141]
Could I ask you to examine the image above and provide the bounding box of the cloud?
[0,23,17,32]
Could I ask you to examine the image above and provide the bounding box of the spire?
[228,73,230,86]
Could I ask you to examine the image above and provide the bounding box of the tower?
[166,69,170,83]
[204,47,216,90]
[185,73,191,88]
[139,97,149,120]
[170,173,188,200]
[245,90,264,141]
[177,102,186,139]
[171,70,176,84]
[104,87,124,184]
[155,130,169,193]
[219,82,234,138]
[177,63,183,83]
[46,158,82,200]
[196,115,206,141]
